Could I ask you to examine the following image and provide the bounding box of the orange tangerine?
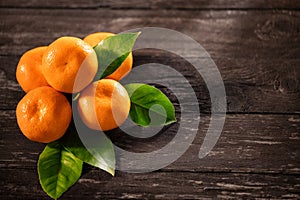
[42,36,98,93]
[16,86,72,143]
[77,79,130,131]
[16,46,49,93]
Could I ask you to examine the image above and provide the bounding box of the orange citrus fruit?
[77,79,130,131]
[83,32,133,81]
[16,46,49,93]
[83,32,115,47]
[16,86,72,143]
[42,36,98,93]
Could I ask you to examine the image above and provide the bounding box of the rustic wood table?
[1,1,300,199]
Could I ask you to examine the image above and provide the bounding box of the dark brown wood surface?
[1,0,300,199]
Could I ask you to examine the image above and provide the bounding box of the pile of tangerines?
[16,32,132,143]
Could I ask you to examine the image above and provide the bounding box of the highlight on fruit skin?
[77,79,131,131]
[42,36,98,93]
[83,32,133,81]
[16,86,72,143]
[16,46,49,93]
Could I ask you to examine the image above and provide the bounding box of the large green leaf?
[93,32,140,79]
[38,141,83,199]
[125,83,176,126]
[61,121,115,176]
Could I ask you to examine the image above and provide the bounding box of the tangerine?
[16,86,72,143]
[77,79,130,131]
[16,46,49,93]
[42,36,98,93]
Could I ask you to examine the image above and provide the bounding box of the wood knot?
[255,15,299,41]
[277,78,299,93]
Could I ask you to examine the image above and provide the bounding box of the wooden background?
[1,0,300,199]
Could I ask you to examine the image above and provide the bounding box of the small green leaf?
[93,32,140,80]
[125,83,176,126]
[38,141,83,199]
[61,122,115,176]
[101,52,130,78]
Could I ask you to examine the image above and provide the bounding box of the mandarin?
[42,36,98,93]
[77,79,130,131]
[16,46,49,93]
[16,86,72,143]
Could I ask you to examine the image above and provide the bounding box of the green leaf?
[61,122,115,176]
[101,52,130,79]
[93,32,140,80]
[125,83,176,126]
[38,141,83,199]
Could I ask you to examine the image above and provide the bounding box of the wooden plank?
[1,10,299,112]
[133,53,300,114]
[1,169,300,199]
[1,0,299,9]
[0,9,299,59]
[1,54,299,113]
[1,110,300,174]
[0,56,23,110]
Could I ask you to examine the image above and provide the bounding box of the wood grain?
[1,110,300,199]
[1,1,300,199]
[1,9,299,113]
[1,0,300,10]
[1,169,300,199]
[1,111,299,174]
[1,9,299,59]
[2,54,299,113]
